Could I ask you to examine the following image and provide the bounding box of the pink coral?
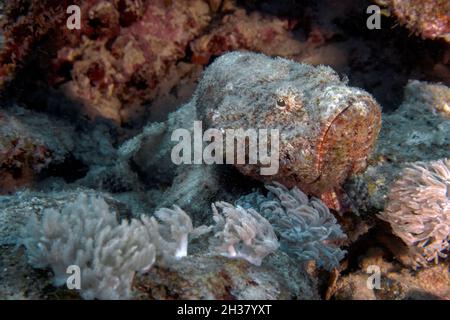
[53,0,212,123]
[0,0,77,87]
[376,0,450,42]
[0,0,212,124]
[190,8,303,65]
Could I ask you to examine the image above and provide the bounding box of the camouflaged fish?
[195,52,382,212]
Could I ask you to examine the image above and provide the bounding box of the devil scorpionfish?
[195,52,382,213]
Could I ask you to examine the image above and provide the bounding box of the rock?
[0,107,72,194]
[0,244,82,300]
[0,245,54,300]
[134,252,319,300]
[334,247,450,300]
[0,106,116,194]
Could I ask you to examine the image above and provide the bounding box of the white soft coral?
[21,193,157,300]
[143,205,202,261]
[209,201,279,266]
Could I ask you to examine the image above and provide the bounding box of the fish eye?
[276,98,286,107]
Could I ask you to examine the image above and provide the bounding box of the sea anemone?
[378,159,450,264]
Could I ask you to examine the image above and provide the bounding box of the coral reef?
[1,244,319,300]
[2,0,447,124]
[0,106,85,194]
[375,0,450,42]
[378,159,450,264]
[20,193,157,300]
[195,51,381,211]
[56,0,211,123]
[0,0,76,88]
[0,0,211,123]
[209,201,279,266]
[0,113,51,194]
[7,188,320,300]
[237,183,347,271]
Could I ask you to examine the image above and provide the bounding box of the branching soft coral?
[20,193,157,299]
[19,190,219,299]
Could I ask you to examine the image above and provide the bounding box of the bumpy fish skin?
[195,52,382,210]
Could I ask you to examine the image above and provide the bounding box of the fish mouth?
[311,94,381,194]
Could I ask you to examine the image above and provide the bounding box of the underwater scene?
[0,0,449,301]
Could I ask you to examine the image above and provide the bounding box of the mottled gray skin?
[195,52,381,209]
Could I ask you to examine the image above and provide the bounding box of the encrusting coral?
[237,183,347,271]
[0,0,77,88]
[0,0,212,123]
[378,159,450,265]
[190,7,303,64]
[209,201,279,266]
[375,0,450,42]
